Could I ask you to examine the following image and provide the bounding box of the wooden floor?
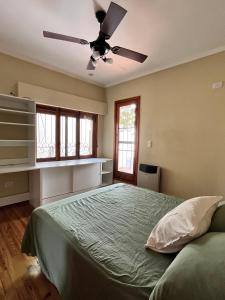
[0,202,61,300]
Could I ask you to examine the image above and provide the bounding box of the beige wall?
[1,51,225,200]
[103,51,225,199]
[0,173,29,198]
[0,52,105,198]
[0,52,105,102]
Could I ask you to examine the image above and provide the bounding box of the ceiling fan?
[43,1,148,70]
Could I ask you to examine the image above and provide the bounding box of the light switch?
[212,81,224,89]
[147,140,152,148]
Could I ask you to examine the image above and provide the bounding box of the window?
[37,106,57,161]
[36,105,97,161]
[60,111,77,158]
[114,97,140,184]
[80,113,97,157]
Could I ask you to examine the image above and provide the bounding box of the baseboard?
[0,192,30,207]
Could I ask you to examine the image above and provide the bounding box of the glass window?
[37,112,56,159]
[36,105,97,161]
[60,115,77,157]
[80,116,93,156]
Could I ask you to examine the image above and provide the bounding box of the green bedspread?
[150,232,225,300]
[22,183,181,300]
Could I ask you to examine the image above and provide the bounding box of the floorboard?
[0,202,61,300]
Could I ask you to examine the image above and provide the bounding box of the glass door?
[114,97,140,184]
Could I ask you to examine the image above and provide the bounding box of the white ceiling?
[0,0,225,87]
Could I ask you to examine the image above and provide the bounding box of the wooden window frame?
[113,96,140,185]
[36,105,98,162]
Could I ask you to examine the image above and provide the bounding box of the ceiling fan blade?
[43,31,89,45]
[111,46,148,63]
[87,59,96,70]
[100,2,127,39]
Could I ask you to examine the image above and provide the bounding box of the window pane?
[60,115,76,157]
[60,116,66,157]
[37,113,56,159]
[118,104,136,174]
[80,118,93,156]
[67,117,76,156]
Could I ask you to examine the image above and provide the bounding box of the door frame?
[113,96,140,185]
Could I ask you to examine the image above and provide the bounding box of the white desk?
[0,158,113,207]
[0,158,112,174]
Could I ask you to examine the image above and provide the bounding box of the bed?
[22,183,182,300]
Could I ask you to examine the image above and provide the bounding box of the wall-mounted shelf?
[0,93,32,104]
[0,121,35,126]
[0,140,35,146]
[0,158,32,166]
[0,107,35,115]
[100,159,113,186]
[101,170,111,175]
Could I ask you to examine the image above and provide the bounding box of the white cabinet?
[29,159,113,207]
[73,163,101,192]
[42,167,73,198]
[29,167,73,207]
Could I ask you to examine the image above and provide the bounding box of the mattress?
[22,183,182,300]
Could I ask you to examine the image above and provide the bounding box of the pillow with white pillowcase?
[145,195,223,253]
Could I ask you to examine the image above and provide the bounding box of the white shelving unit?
[100,159,113,186]
[0,93,36,167]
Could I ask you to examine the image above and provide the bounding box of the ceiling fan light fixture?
[104,47,110,55]
[91,56,97,66]
[92,50,101,60]
[103,57,113,64]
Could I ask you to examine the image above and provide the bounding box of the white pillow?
[145,195,223,253]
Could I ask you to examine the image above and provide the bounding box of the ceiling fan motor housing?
[95,10,106,23]
[90,37,110,57]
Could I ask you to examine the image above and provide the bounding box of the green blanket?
[22,183,181,300]
[150,232,225,300]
